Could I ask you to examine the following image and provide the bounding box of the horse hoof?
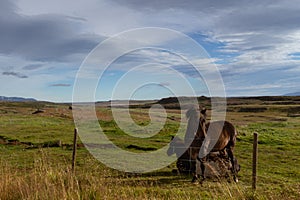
[234,177,239,183]
[192,181,200,185]
[191,177,197,183]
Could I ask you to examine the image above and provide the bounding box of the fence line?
[72,128,78,173]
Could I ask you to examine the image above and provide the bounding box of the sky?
[1,0,300,102]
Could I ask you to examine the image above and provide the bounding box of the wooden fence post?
[252,132,258,191]
[72,128,78,173]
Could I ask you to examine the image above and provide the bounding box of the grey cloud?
[50,83,71,87]
[113,0,240,12]
[22,64,44,70]
[0,0,17,19]
[158,82,170,87]
[216,2,300,33]
[2,71,28,78]
[0,0,104,62]
[115,0,300,31]
[114,0,300,54]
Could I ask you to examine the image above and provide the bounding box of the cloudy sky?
[1,0,300,102]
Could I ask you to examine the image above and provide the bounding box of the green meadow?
[0,97,300,199]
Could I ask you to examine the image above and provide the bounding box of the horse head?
[167,136,176,156]
[167,136,185,157]
[198,108,207,138]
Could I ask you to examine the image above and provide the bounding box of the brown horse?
[187,106,239,183]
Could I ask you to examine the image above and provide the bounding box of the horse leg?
[191,174,198,183]
[200,158,206,183]
[194,157,206,184]
[227,147,238,182]
[191,159,199,183]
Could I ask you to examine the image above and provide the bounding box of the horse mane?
[186,105,199,119]
[184,105,201,146]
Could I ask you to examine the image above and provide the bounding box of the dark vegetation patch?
[32,109,44,114]
[0,135,34,146]
[129,96,211,110]
[263,101,300,105]
[238,107,267,112]
[0,135,9,144]
[117,96,300,111]
[244,96,300,101]
[41,140,62,147]
[288,114,300,117]
[287,106,300,117]
[84,143,115,149]
[287,106,300,113]
[0,135,85,149]
[126,144,157,151]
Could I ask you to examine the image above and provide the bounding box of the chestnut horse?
[187,106,239,183]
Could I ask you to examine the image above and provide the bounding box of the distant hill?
[284,92,300,96]
[0,96,37,102]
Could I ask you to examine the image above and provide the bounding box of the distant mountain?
[0,96,37,102]
[284,92,300,96]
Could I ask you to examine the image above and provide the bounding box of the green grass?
[99,118,179,151]
[0,101,300,199]
[0,103,74,144]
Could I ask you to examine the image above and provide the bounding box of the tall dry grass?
[0,149,252,200]
[0,153,80,200]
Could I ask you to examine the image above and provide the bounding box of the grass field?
[0,97,300,199]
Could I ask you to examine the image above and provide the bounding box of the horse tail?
[225,121,237,148]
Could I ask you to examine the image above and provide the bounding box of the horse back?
[206,120,237,151]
